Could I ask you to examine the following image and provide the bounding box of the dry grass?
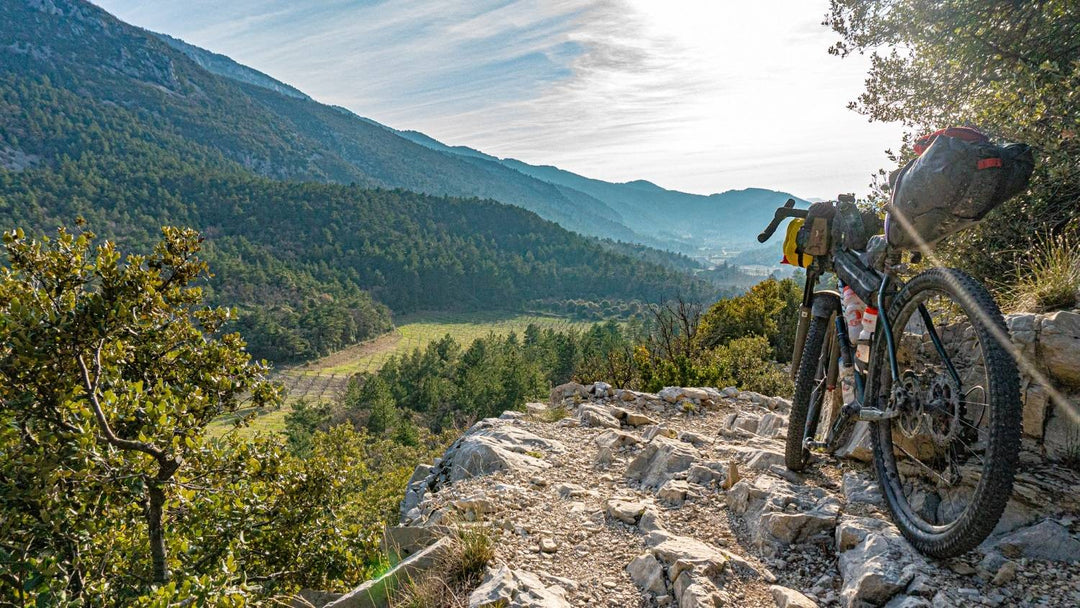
[390,526,495,608]
[533,404,569,423]
[1004,233,1080,313]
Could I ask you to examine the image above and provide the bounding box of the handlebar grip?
[757,199,804,242]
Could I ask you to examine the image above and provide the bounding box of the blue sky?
[95,0,903,199]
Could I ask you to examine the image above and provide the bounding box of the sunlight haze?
[94,0,904,199]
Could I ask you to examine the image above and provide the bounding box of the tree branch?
[78,343,167,462]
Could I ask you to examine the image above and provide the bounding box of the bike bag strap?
[833,249,881,305]
[811,290,841,319]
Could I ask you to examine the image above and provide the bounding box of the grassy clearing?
[211,311,590,437]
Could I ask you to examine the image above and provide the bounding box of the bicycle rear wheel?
[869,267,1021,557]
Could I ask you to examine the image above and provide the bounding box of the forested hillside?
[0,0,656,244]
[0,0,714,362]
[0,73,709,361]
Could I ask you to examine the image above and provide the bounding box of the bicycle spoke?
[894,441,954,486]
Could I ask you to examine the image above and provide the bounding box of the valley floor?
[211,312,591,436]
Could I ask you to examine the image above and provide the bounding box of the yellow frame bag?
[781,218,813,268]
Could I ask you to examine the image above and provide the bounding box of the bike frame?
[788,211,960,451]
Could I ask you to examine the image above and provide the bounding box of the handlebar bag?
[781,218,813,267]
[887,129,1034,249]
[795,201,835,257]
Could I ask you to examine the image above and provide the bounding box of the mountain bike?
[758,196,1021,558]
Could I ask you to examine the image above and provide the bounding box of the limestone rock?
[590,381,614,398]
[756,412,786,438]
[657,479,690,505]
[883,596,931,608]
[646,531,729,579]
[605,498,647,525]
[659,387,684,403]
[443,422,565,483]
[554,483,590,500]
[1039,310,1080,387]
[835,421,873,462]
[326,538,452,608]
[686,463,725,487]
[836,516,927,607]
[721,461,740,491]
[627,552,667,595]
[842,471,883,506]
[746,449,786,471]
[594,429,640,450]
[469,565,571,608]
[1043,406,1080,462]
[550,382,588,405]
[625,411,659,427]
[678,431,712,448]
[724,411,762,434]
[770,585,819,608]
[626,436,700,489]
[633,530,730,607]
[991,519,1080,562]
[643,425,679,441]
[579,404,621,429]
[727,476,840,554]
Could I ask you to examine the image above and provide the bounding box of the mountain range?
[0,0,740,362]
[151,26,807,254]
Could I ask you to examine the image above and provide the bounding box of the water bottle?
[855,307,878,369]
[840,286,865,345]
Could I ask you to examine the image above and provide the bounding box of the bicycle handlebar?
[757,198,808,243]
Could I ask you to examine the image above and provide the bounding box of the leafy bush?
[0,228,447,605]
[710,336,794,397]
[696,278,802,363]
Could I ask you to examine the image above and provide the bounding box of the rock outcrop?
[323,381,1080,608]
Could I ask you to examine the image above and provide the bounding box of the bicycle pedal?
[856,408,899,421]
[803,439,829,450]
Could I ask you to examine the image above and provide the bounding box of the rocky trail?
[326,382,1080,608]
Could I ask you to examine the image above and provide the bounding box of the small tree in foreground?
[0,226,280,599]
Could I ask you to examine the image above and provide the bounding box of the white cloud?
[94,0,903,198]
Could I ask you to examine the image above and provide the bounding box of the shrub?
[711,336,794,397]
[1003,233,1080,313]
[696,278,802,362]
[391,526,495,608]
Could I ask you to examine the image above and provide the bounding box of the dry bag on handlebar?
[795,201,834,257]
[781,219,812,267]
[886,128,1034,249]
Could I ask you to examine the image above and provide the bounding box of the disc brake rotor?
[896,371,923,438]
[925,372,961,444]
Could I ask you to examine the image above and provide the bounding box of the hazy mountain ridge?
[394,132,810,251]
[2,0,661,246]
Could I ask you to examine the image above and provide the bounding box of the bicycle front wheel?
[786,311,834,471]
[869,267,1021,557]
